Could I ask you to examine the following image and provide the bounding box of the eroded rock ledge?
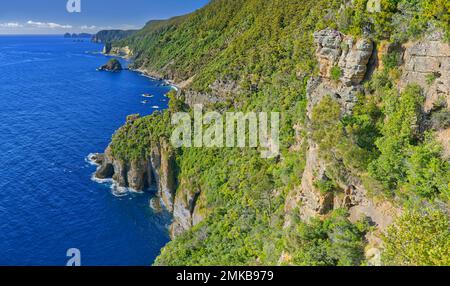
[94,136,177,214]
[93,115,204,238]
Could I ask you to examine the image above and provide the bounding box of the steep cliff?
[284,28,449,265]
[400,31,450,158]
[93,112,204,239]
[103,46,133,59]
[94,115,178,213]
[285,28,382,222]
[92,30,137,44]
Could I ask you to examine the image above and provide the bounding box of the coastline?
[0,35,171,265]
[101,47,180,92]
[133,67,179,92]
[88,153,147,197]
[90,50,176,198]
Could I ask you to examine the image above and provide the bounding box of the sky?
[0,0,210,34]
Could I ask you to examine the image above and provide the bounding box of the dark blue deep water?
[0,36,172,266]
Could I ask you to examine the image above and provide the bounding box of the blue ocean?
[0,36,172,266]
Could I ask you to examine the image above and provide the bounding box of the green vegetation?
[368,85,425,191]
[426,72,438,86]
[368,84,449,200]
[284,209,370,266]
[382,49,402,70]
[330,66,342,81]
[117,0,448,94]
[105,0,449,266]
[110,111,172,161]
[382,207,450,266]
[339,0,450,42]
[314,179,337,195]
[310,95,375,182]
[93,29,137,44]
[154,147,285,266]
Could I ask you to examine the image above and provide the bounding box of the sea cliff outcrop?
[170,181,201,237]
[92,30,137,44]
[148,139,177,212]
[98,58,123,72]
[94,131,177,214]
[103,46,133,59]
[92,115,204,238]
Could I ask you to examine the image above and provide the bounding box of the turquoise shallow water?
[0,35,171,266]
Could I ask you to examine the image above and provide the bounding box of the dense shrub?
[382,208,450,266]
[284,209,369,266]
[330,66,342,81]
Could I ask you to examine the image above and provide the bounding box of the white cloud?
[0,22,23,28]
[0,21,140,33]
[26,21,72,29]
[80,24,138,30]
[116,24,138,30]
[80,25,98,30]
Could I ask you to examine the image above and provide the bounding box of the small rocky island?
[98,58,123,72]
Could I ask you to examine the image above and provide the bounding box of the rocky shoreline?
[89,133,181,230]
[88,48,206,236]
[90,45,181,218]
[101,46,180,91]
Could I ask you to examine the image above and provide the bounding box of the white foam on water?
[87,153,146,197]
[90,172,113,184]
[85,153,100,166]
[110,184,144,197]
[111,184,129,197]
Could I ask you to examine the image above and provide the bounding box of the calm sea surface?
[0,36,171,266]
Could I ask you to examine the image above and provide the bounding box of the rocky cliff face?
[149,139,178,212]
[400,31,450,112]
[399,31,450,159]
[314,28,374,86]
[286,28,381,221]
[93,116,204,238]
[98,59,123,72]
[284,29,398,264]
[285,28,449,265]
[104,46,133,59]
[94,137,176,215]
[170,180,201,237]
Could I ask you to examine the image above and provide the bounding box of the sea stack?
[98,58,123,72]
